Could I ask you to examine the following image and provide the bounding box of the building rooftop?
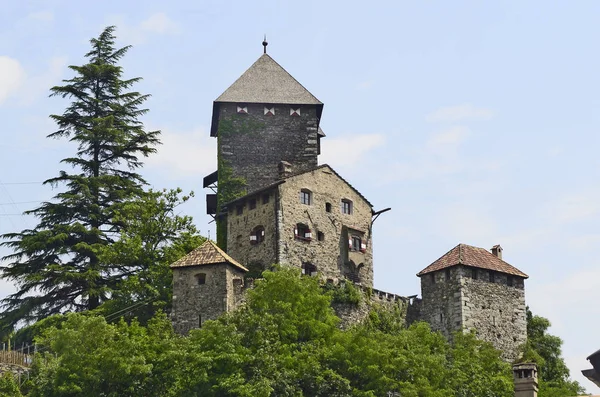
[417,243,528,278]
[215,54,322,105]
[170,240,248,272]
[222,164,374,209]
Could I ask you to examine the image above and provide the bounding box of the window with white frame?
[301,262,317,276]
[250,225,265,245]
[295,223,312,241]
[348,234,366,253]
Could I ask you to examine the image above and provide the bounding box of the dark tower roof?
[210,54,323,136]
[417,243,528,278]
[215,54,321,105]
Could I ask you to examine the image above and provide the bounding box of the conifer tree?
[0,26,160,331]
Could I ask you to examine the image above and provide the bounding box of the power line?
[0,201,41,205]
[0,182,42,185]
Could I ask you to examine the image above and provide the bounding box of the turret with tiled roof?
[170,240,247,335]
[416,243,528,362]
[417,243,528,278]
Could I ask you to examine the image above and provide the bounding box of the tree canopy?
[522,308,586,397]
[21,268,516,397]
[0,26,160,331]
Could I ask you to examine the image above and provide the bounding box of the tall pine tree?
[0,26,160,331]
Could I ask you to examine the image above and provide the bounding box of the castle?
[170,44,529,362]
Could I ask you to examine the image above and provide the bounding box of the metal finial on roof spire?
[262,35,268,54]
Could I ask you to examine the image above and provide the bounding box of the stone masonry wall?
[226,188,278,271]
[276,166,374,287]
[171,264,245,335]
[420,265,526,362]
[419,267,463,339]
[217,103,320,193]
[460,266,527,362]
[334,286,409,329]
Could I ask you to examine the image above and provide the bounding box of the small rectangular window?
[249,198,257,210]
[317,231,324,241]
[325,202,332,212]
[236,205,243,215]
[300,190,311,205]
[351,236,361,251]
[341,199,352,214]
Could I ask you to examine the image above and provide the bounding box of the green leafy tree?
[0,373,23,397]
[96,188,205,323]
[0,26,160,331]
[24,268,518,396]
[29,312,182,397]
[522,308,586,397]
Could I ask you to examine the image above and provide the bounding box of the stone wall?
[171,263,246,335]
[461,267,527,362]
[226,188,278,271]
[419,267,463,339]
[419,265,526,362]
[277,166,374,287]
[333,285,409,328]
[217,103,320,193]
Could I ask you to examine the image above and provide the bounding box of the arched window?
[295,223,312,241]
[302,263,317,276]
[250,226,265,244]
[195,273,207,285]
[299,189,312,205]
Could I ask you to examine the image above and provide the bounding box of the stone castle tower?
[171,46,530,362]
[415,244,528,361]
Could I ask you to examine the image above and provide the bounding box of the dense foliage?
[18,268,516,397]
[522,308,586,397]
[0,26,160,331]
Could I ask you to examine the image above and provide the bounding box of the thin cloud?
[0,56,26,105]
[356,80,373,90]
[26,11,54,22]
[19,56,67,105]
[427,125,470,147]
[320,133,385,167]
[427,104,494,123]
[108,13,181,45]
[145,126,216,178]
[543,192,600,224]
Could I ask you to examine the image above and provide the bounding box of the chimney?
[513,363,538,397]
[278,161,292,179]
[491,244,503,260]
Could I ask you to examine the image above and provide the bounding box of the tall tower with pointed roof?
[415,243,528,361]
[204,50,326,248]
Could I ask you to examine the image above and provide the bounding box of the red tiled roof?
[417,243,528,278]
[170,240,248,272]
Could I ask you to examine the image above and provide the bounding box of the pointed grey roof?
[215,54,322,105]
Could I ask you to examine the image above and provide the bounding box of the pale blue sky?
[2,0,600,390]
